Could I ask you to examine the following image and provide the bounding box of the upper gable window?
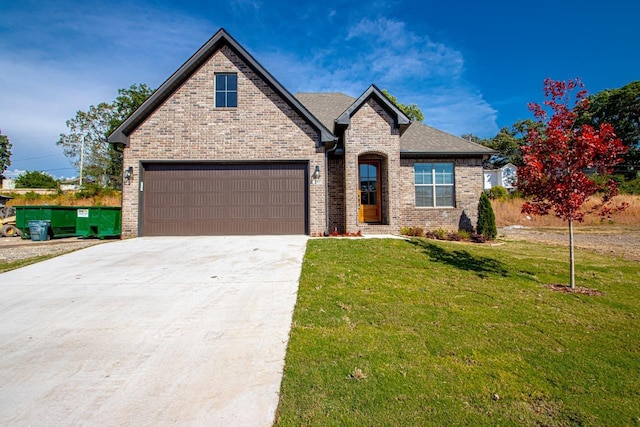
[215,73,237,108]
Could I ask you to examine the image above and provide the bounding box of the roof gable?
[108,28,336,146]
[336,85,410,132]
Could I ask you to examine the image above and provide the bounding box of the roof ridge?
[410,121,490,147]
[108,28,336,146]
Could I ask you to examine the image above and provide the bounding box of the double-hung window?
[215,73,237,108]
[414,163,455,207]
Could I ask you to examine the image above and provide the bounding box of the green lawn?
[0,254,61,273]
[275,238,640,426]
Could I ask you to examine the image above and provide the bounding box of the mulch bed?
[545,283,604,296]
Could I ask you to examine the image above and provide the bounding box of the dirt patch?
[545,283,604,296]
[499,226,640,261]
[0,237,109,263]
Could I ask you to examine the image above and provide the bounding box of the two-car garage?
[141,163,308,236]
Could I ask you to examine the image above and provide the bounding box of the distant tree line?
[57,84,154,188]
[464,81,640,190]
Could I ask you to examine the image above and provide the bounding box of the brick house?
[108,29,495,237]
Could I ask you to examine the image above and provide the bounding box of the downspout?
[324,141,340,236]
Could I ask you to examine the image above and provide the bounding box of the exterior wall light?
[312,165,321,180]
[124,166,134,185]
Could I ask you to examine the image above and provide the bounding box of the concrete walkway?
[0,236,308,426]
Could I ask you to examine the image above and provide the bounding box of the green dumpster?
[28,220,51,241]
[15,206,79,239]
[76,207,121,239]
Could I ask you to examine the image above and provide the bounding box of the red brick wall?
[399,157,484,232]
[343,98,400,234]
[121,45,326,237]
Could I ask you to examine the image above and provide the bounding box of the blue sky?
[1,0,638,178]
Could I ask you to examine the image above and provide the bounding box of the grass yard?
[0,254,61,273]
[275,238,640,426]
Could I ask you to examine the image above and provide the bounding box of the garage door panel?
[142,163,307,236]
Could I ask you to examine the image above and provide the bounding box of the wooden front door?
[358,160,381,223]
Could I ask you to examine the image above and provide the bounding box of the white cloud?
[0,2,499,180]
[0,1,213,176]
[262,17,497,137]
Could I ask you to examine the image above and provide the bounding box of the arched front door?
[358,160,381,223]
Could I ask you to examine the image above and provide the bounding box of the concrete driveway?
[0,236,308,426]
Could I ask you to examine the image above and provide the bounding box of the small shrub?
[446,231,462,241]
[23,191,41,201]
[508,188,525,199]
[620,176,640,195]
[456,230,471,240]
[75,184,118,199]
[436,228,447,240]
[470,233,488,243]
[487,186,508,200]
[427,228,447,240]
[402,227,424,237]
[477,192,497,240]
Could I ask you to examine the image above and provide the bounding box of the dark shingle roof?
[297,91,495,156]
[400,122,496,156]
[335,84,410,130]
[294,93,355,131]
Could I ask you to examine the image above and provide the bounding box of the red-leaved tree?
[519,78,628,289]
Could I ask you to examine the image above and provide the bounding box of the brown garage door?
[142,163,308,236]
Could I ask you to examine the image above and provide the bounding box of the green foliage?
[400,226,424,237]
[433,227,447,240]
[75,183,118,199]
[619,176,640,194]
[22,191,41,201]
[15,171,59,189]
[105,84,155,187]
[589,174,640,195]
[57,83,154,188]
[456,229,471,240]
[381,89,424,122]
[57,102,114,186]
[107,84,155,135]
[486,185,508,200]
[578,81,640,177]
[477,192,497,239]
[0,130,11,179]
[474,119,542,167]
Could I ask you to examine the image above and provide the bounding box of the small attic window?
[215,73,237,108]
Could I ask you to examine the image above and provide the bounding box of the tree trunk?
[569,218,575,289]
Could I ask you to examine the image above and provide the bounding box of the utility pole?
[79,134,84,186]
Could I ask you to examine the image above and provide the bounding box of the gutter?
[324,141,343,235]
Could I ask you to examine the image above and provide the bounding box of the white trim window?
[414,163,455,207]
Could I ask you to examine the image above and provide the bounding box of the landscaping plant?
[520,78,628,288]
[476,192,497,239]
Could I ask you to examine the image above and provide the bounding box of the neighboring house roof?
[484,162,518,171]
[108,28,336,147]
